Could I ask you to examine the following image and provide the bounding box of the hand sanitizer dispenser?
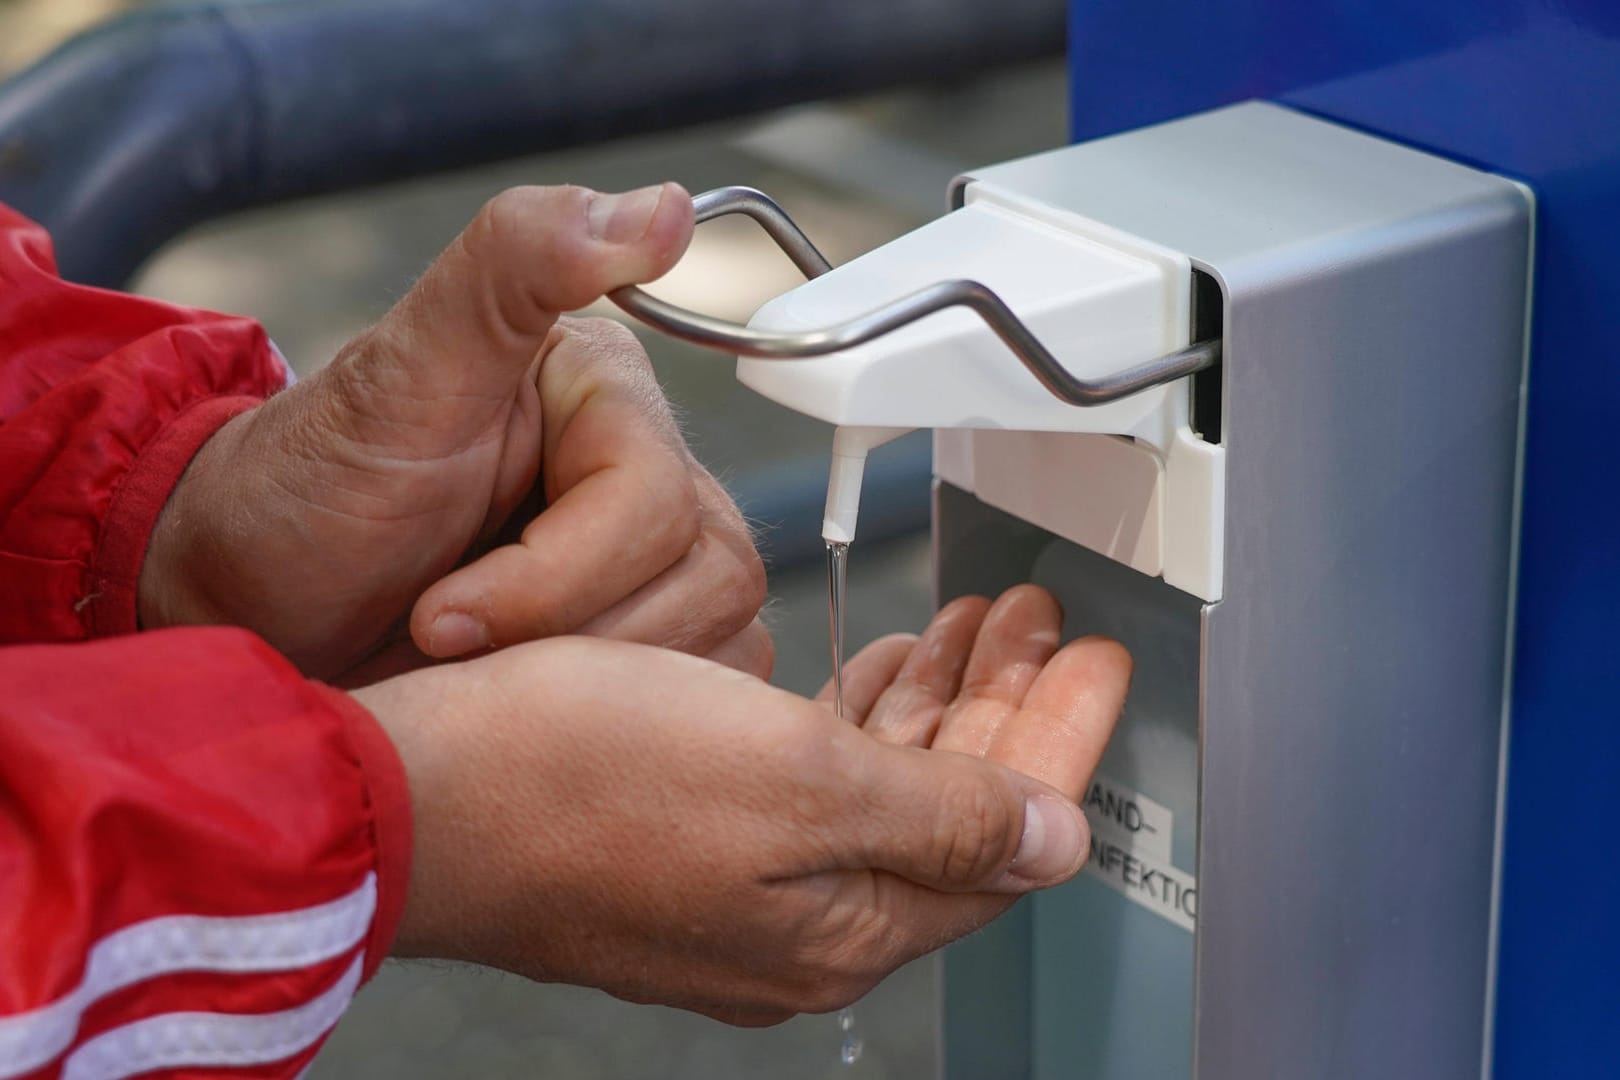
[615,102,1532,1079]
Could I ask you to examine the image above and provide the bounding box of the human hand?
[353,584,1130,1024]
[138,184,769,682]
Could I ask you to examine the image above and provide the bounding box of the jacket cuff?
[84,394,262,638]
[310,683,416,983]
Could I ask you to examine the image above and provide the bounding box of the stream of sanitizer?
[825,540,864,1067]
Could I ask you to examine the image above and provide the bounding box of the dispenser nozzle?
[823,426,912,544]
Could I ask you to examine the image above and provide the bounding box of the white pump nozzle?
[822,425,913,544]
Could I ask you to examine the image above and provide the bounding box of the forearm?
[0,629,411,1077]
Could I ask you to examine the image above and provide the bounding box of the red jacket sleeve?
[0,206,413,1078]
[0,202,287,643]
[0,629,412,1079]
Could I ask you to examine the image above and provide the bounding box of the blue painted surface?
[1067,4,1620,1073]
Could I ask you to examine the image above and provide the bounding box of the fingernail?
[586,184,667,244]
[1008,795,1085,882]
[428,612,489,657]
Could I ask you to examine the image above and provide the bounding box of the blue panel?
[1067,3,1620,1074]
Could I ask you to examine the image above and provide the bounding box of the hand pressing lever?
[139,183,770,683]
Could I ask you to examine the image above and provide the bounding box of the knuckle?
[477,184,588,247]
[470,185,596,331]
[690,484,767,628]
[559,315,658,387]
[736,542,769,613]
[308,343,408,431]
[785,909,897,1013]
[556,315,688,457]
[742,623,776,681]
[473,186,538,254]
[662,480,705,556]
[936,774,1017,886]
[784,952,877,1015]
[545,315,583,348]
[717,545,768,624]
[574,314,644,354]
[608,467,701,573]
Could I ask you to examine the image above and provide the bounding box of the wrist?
[351,666,462,960]
[77,394,261,638]
[306,680,419,982]
[136,408,252,631]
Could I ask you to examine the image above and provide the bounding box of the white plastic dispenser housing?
[738,177,1225,600]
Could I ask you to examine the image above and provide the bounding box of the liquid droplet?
[837,1007,863,1065]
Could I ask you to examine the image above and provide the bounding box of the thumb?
[342,182,692,406]
[845,742,1092,894]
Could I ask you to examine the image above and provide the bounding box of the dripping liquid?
[826,540,849,719]
[838,1005,864,1066]
[825,540,863,1066]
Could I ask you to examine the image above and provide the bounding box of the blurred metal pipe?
[0,0,1064,288]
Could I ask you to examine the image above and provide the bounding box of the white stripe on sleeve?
[0,873,375,1078]
[60,954,363,1080]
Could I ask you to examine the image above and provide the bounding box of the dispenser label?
[1083,838,1197,932]
[1080,775,1195,932]
[1083,775,1173,862]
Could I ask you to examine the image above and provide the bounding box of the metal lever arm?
[609,186,1220,407]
